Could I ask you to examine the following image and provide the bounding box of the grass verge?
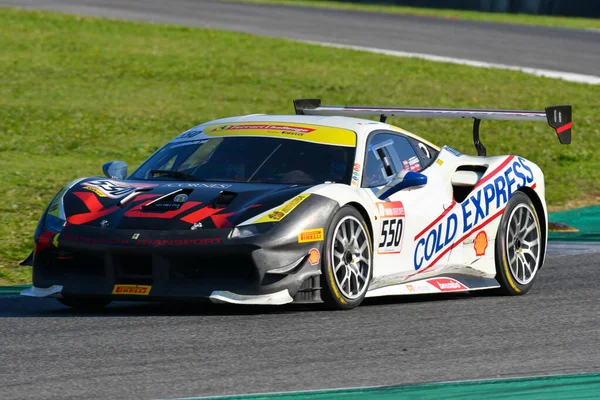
[1,8,599,283]
[235,0,600,30]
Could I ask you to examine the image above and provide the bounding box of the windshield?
[130,137,356,185]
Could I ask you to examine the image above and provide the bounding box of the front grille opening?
[170,254,256,284]
[116,254,153,285]
[47,251,105,279]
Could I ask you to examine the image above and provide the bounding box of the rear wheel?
[58,296,112,311]
[494,192,542,295]
[321,206,372,310]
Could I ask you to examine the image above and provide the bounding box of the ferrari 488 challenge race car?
[22,99,572,310]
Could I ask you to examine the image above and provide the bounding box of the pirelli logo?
[298,228,324,243]
[112,284,151,296]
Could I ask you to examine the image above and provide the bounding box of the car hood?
[61,178,310,230]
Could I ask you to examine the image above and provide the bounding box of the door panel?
[362,132,455,288]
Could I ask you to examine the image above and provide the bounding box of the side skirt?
[365,274,500,298]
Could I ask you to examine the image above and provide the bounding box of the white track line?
[301,40,600,85]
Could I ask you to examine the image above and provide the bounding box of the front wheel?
[494,192,543,295]
[321,206,373,310]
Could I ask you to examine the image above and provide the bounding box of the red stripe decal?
[556,122,572,134]
[73,192,104,212]
[414,155,514,240]
[67,192,120,225]
[209,204,262,228]
[181,206,223,224]
[472,155,515,191]
[414,201,456,240]
[35,231,55,253]
[408,207,506,279]
[125,201,200,219]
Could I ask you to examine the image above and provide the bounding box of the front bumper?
[29,197,338,305]
[21,285,294,305]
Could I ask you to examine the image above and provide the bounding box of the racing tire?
[58,296,112,311]
[494,192,542,295]
[321,205,373,310]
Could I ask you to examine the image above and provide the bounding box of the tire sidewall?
[321,205,373,310]
[495,192,541,295]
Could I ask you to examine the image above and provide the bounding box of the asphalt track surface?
[2,0,600,76]
[1,243,599,399]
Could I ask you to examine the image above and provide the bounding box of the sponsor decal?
[474,231,488,256]
[298,228,324,243]
[52,234,60,248]
[100,220,109,228]
[60,234,222,246]
[134,238,222,246]
[444,146,462,157]
[143,202,183,211]
[406,284,415,293]
[165,183,233,189]
[413,156,534,271]
[204,122,357,147]
[173,194,188,203]
[177,130,203,139]
[402,156,422,172]
[436,159,444,166]
[112,285,151,296]
[254,194,310,223]
[308,248,320,265]
[82,185,106,197]
[377,202,405,254]
[427,278,468,292]
[217,124,316,134]
[131,233,140,240]
[125,201,200,219]
[82,180,155,199]
[352,163,360,186]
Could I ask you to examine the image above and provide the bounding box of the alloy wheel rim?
[506,203,540,285]
[331,216,371,299]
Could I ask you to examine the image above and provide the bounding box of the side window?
[363,133,421,188]
[409,138,439,169]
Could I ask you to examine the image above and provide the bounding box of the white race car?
[23,99,571,310]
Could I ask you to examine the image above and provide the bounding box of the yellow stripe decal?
[204,122,356,147]
[254,194,310,223]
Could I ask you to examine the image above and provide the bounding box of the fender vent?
[452,165,487,203]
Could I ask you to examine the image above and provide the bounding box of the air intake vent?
[212,191,237,209]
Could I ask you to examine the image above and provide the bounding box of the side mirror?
[102,161,128,180]
[377,171,427,199]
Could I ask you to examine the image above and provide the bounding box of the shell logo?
[308,248,320,265]
[474,231,488,256]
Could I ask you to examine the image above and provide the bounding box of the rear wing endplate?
[293,99,572,156]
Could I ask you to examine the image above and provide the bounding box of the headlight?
[44,186,68,233]
[229,223,275,239]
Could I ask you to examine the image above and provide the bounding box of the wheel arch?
[345,201,374,246]
[516,186,547,269]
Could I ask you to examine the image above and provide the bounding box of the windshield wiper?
[150,169,200,181]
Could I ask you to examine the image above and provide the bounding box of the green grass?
[0,8,599,284]
[235,0,600,30]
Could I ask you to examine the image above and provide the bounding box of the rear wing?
[293,98,572,156]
